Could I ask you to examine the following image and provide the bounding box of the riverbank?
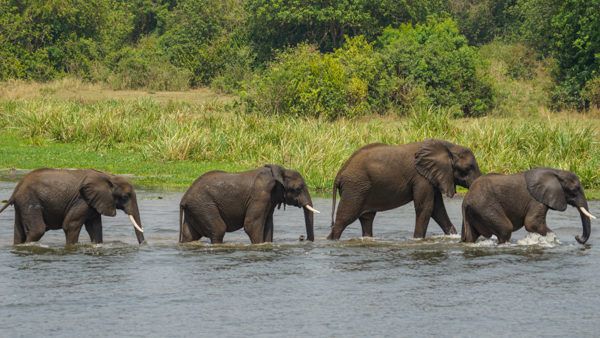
[0,83,598,198]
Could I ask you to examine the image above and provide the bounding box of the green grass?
[0,96,598,199]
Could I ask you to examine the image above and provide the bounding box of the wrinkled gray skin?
[179,164,315,244]
[328,139,481,240]
[462,168,593,244]
[0,168,145,245]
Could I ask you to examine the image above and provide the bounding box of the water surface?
[0,181,598,337]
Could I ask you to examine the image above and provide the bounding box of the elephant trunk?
[127,197,145,244]
[302,193,316,242]
[576,201,593,245]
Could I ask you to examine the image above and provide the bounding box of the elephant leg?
[359,212,376,237]
[524,206,551,236]
[180,219,202,243]
[84,214,103,244]
[461,206,480,243]
[244,201,270,244]
[328,194,364,240]
[62,203,88,245]
[13,206,26,244]
[21,207,46,243]
[431,190,457,235]
[412,184,435,238]
[263,212,274,242]
[64,225,83,245]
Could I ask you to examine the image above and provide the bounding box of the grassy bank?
[0,90,598,198]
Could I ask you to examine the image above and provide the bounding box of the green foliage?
[0,0,110,80]
[245,0,446,61]
[378,18,494,116]
[582,77,600,109]
[449,0,517,45]
[479,41,551,116]
[159,0,251,86]
[549,0,600,110]
[106,37,191,91]
[1,98,598,191]
[243,44,361,119]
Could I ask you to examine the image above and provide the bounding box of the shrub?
[377,17,494,116]
[243,44,368,119]
[106,38,191,91]
[582,77,600,109]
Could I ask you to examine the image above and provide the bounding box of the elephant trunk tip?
[575,235,589,245]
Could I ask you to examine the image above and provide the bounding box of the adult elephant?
[179,164,319,244]
[0,168,145,245]
[328,139,481,240]
[462,168,595,244]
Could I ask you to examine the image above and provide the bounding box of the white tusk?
[129,214,144,232]
[304,205,320,214]
[579,207,597,220]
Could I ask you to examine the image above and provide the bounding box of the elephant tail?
[0,197,13,214]
[331,179,339,228]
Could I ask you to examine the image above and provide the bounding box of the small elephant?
[328,139,481,240]
[461,168,595,244]
[179,164,318,244]
[0,168,145,245]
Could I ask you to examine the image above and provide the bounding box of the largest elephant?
[179,164,318,244]
[0,168,145,245]
[328,139,481,240]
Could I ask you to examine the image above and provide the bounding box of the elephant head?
[81,172,145,244]
[525,168,595,244]
[265,164,317,241]
[415,139,481,198]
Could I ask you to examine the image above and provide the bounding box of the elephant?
[179,164,319,244]
[328,139,481,240]
[0,168,145,245]
[461,168,595,244]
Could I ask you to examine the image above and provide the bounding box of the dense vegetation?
[0,90,598,192]
[1,0,599,115]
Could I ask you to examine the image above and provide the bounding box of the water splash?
[516,232,560,247]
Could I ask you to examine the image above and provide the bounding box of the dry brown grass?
[0,78,234,105]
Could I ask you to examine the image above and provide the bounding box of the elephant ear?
[524,168,567,211]
[415,140,456,197]
[80,174,117,216]
[264,164,285,187]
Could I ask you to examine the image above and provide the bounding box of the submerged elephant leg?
[244,203,270,244]
[412,185,435,238]
[461,206,481,243]
[524,206,551,236]
[328,198,362,240]
[431,190,457,235]
[13,206,26,244]
[62,202,88,245]
[359,212,376,237]
[84,214,103,244]
[21,207,46,243]
[263,212,274,242]
[180,219,202,243]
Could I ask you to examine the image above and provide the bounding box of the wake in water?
[467,232,561,248]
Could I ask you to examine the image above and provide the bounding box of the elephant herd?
[0,139,595,246]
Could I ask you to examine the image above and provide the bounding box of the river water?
[0,181,598,337]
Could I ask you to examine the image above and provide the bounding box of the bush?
[106,38,191,91]
[377,18,494,116]
[582,77,600,109]
[243,44,367,119]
